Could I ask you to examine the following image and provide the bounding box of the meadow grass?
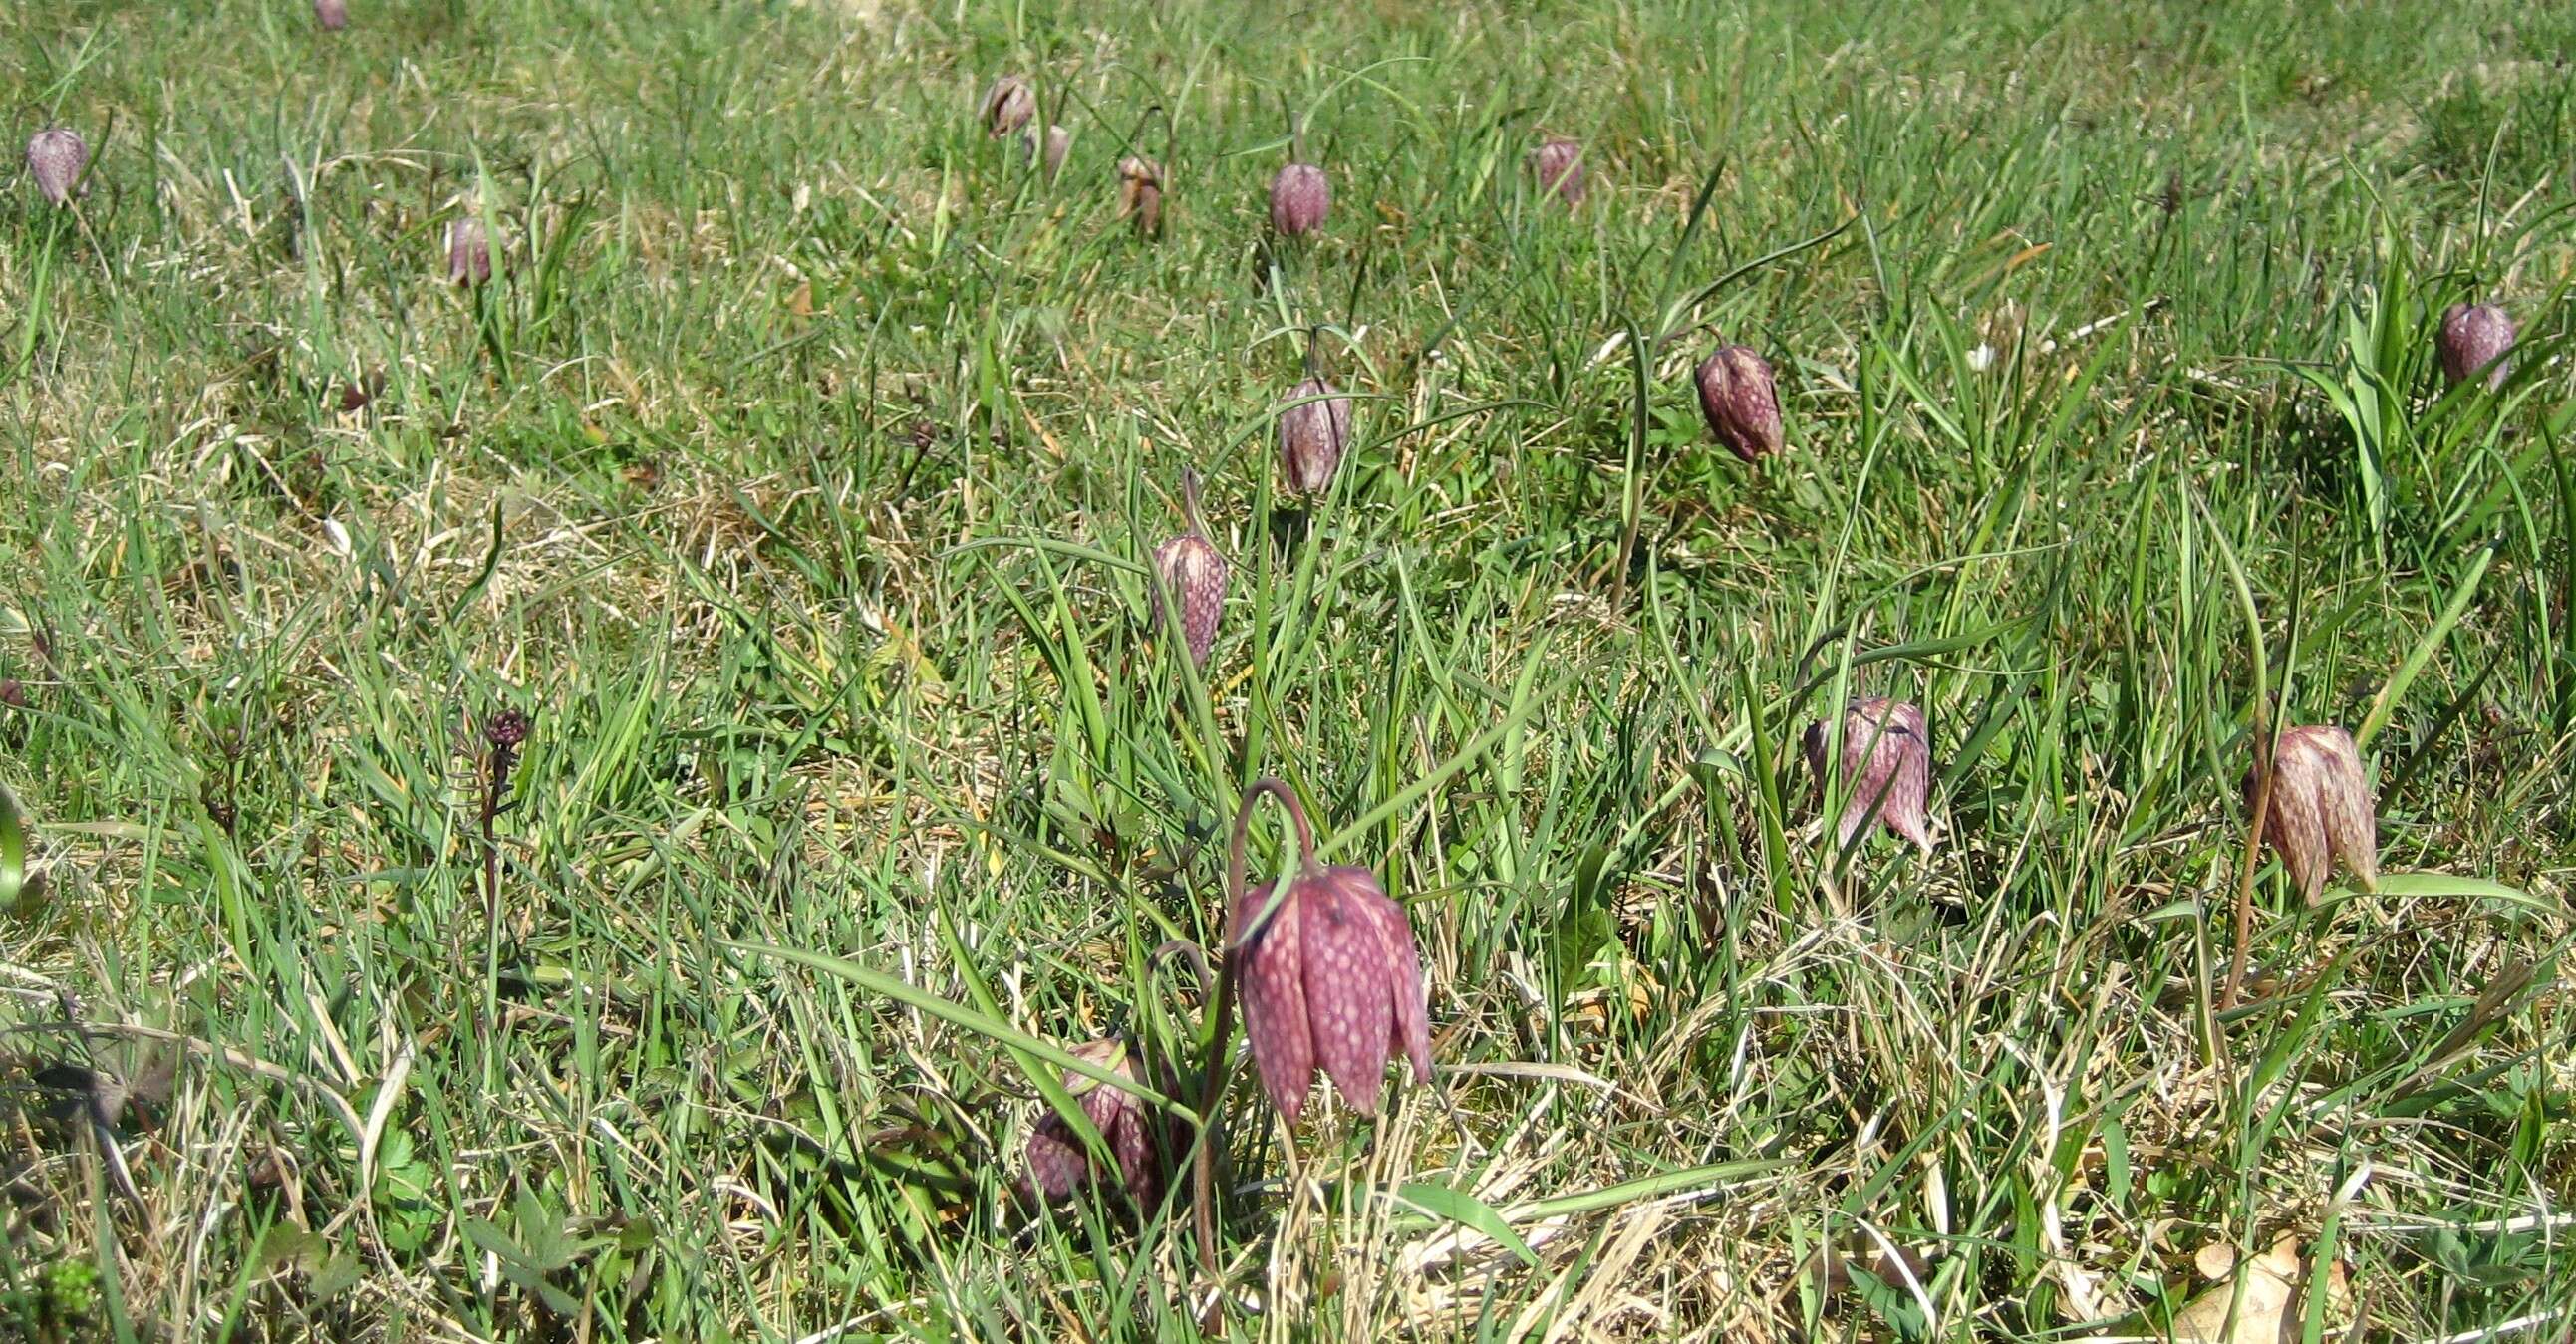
[2,0,2572,1338]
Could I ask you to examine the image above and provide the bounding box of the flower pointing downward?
[2243,724,2378,905]
[1805,697,1935,855]
[1024,1038,1164,1207]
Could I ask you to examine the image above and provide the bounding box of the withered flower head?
[1695,344,1785,463]
[446,216,493,286]
[1025,124,1070,179]
[2438,302,2515,390]
[980,76,1035,139]
[1804,697,1934,854]
[1269,161,1329,236]
[1531,135,1585,206]
[1228,781,1432,1126]
[1277,376,1351,497]
[2242,724,2378,905]
[26,128,88,207]
[314,0,349,29]
[1152,469,1229,669]
[1117,156,1165,237]
[1024,1037,1165,1206]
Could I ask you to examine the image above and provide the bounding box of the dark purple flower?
[1229,792,1432,1125]
[2242,725,2377,905]
[1804,697,1934,854]
[483,709,531,748]
[446,217,492,286]
[1278,377,1351,497]
[26,128,87,207]
[1695,344,1785,463]
[1531,135,1585,206]
[1024,1038,1163,1206]
[314,0,349,30]
[980,76,1034,139]
[1152,470,1228,668]
[1270,162,1328,236]
[2438,302,2515,390]
[1117,156,1165,237]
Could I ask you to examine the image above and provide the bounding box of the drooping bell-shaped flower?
[1152,469,1228,669]
[26,128,88,207]
[1270,161,1328,236]
[1117,156,1165,237]
[1696,344,1785,463]
[1531,135,1585,206]
[2242,725,2378,904]
[446,216,492,286]
[980,76,1034,139]
[1277,377,1351,497]
[2437,302,2515,390]
[1025,124,1070,180]
[1804,697,1935,854]
[314,0,349,30]
[1228,782,1432,1125]
[1023,1038,1165,1206]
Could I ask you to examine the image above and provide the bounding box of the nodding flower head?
[1228,781,1433,1126]
[1026,124,1071,179]
[1531,136,1586,206]
[1695,344,1785,464]
[1152,470,1228,669]
[1023,1037,1168,1207]
[1117,156,1166,237]
[1804,697,1934,855]
[1277,377,1352,498]
[446,216,493,286]
[314,0,349,30]
[26,128,88,207]
[2242,724,2378,905]
[1269,161,1329,237]
[2437,302,2515,391]
[980,76,1034,139]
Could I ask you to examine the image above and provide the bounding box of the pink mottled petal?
[2264,746,2331,904]
[1300,871,1395,1116]
[1025,1114,1087,1202]
[1233,881,1314,1124]
[1355,877,1433,1083]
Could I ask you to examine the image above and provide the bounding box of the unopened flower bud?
[26,128,88,207]
[1531,135,1585,206]
[2438,302,2515,390]
[980,76,1034,139]
[1695,344,1785,463]
[446,216,492,286]
[1269,161,1328,236]
[1277,377,1351,497]
[2242,725,2378,905]
[1117,156,1165,237]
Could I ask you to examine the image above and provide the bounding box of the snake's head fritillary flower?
[2437,302,2515,391]
[1269,161,1328,236]
[26,128,88,207]
[2242,724,2378,904]
[980,76,1034,139]
[314,0,349,30]
[1025,124,1070,180]
[446,216,492,286]
[1152,470,1228,668]
[1023,1038,1165,1206]
[1531,136,1585,206]
[1695,344,1785,464]
[1117,156,1165,237]
[1804,697,1935,855]
[1277,377,1351,498]
[1229,790,1432,1126]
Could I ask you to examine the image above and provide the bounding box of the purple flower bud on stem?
[2241,724,2377,905]
[1269,161,1328,236]
[1023,1038,1165,1207]
[1531,135,1585,206]
[1152,469,1228,669]
[1277,377,1351,497]
[1117,156,1165,237]
[1695,344,1785,463]
[1804,697,1935,856]
[2437,302,2515,390]
[314,0,349,30]
[26,128,88,207]
[446,216,492,286]
[981,76,1034,139]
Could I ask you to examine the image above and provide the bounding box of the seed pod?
[1695,344,1785,463]
[1024,1038,1167,1207]
[1269,161,1328,236]
[1277,377,1351,497]
[1804,697,1934,855]
[446,217,492,286]
[2438,302,2515,390]
[1152,470,1229,668]
[314,0,348,29]
[1024,124,1070,179]
[1531,135,1585,206]
[1229,783,1433,1126]
[2242,725,2378,905]
[980,76,1034,139]
[26,128,88,207]
[1117,156,1165,237]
